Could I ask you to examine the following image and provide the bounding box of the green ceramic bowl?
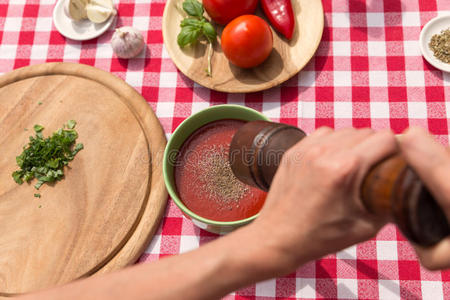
[163,105,270,234]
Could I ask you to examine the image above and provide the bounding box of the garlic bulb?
[111,27,145,59]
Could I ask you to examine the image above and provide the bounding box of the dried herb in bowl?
[429,28,450,64]
[12,120,84,191]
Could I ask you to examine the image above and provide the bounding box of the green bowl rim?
[163,104,270,227]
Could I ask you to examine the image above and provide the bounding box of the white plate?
[53,0,116,41]
[419,14,450,73]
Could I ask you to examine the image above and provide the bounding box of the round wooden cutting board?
[162,0,324,93]
[0,63,167,295]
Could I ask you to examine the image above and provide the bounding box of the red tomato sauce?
[174,119,267,222]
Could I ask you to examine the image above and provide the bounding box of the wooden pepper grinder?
[229,120,450,247]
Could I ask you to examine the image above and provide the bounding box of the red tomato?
[203,0,258,25]
[221,15,273,69]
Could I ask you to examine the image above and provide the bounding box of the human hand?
[249,127,398,275]
[398,127,450,270]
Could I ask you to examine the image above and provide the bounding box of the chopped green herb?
[12,120,84,191]
[34,181,44,189]
[34,124,44,132]
[67,120,76,129]
[34,193,41,198]
[38,205,42,208]
[38,101,43,105]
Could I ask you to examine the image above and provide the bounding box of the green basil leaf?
[181,18,201,28]
[182,0,203,17]
[202,22,216,41]
[177,25,201,47]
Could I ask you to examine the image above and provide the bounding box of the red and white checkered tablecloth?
[1,0,450,299]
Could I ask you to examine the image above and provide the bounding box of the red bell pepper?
[261,0,295,40]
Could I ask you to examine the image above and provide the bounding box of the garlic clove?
[111,26,146,59]
[86,4,115,24]
[86,0,116,24]
[89,0,114,9]
[68,0,89,21]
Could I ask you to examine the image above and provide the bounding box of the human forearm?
[20,223,296,300]
[20,128,399,299]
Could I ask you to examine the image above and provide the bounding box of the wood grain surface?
[162,0,324,93]
[0,63,167,295]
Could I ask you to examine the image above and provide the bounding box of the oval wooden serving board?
[162,0,324,93]
[0,63,167,295]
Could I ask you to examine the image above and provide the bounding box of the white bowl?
[53,0,116,41]
[419,14,450,73]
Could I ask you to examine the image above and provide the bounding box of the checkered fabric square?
[1,0,450,299]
